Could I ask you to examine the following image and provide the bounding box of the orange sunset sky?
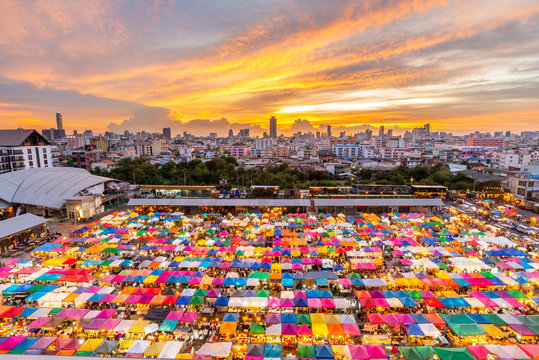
[1,0,539,135]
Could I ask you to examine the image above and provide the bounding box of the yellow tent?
[78,339,104,352]
[144,342,166,357]
[129,319,150,333]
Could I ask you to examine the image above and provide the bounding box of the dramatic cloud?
[0,0,538,134]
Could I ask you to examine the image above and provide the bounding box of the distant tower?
[228,129,234,137]
[327,125,332,138]
[163,127,171,140]
[387,129,393,137]
[379,125,385,137]
[56,110,63,130]
[269,116,277,139]
[424,123,430,134]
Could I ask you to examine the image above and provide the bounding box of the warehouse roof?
[0,213,48,240]
[0,168,113,209]
[128,198,311,207]
[313,198,444,207]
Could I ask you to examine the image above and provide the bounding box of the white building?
[254,138,275,149]
[0,129,56,173]
[332,144,371,159]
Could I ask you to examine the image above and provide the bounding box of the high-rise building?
[269,116,277,139]
[379,126,385,137]
[163,127,171,140]
[56,110,63,130]
[327,125,332,138]
[365,129,372,139]
[387,129,393,137]
[424,123,430,134]
[239,129,250,138]
[228,129,234,137]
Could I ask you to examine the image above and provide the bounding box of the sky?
[1,0,539,136]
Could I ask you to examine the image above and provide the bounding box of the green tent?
[400,347,423,360]
[27,284,44,294]
[407,290,423,299]
[481,314,506,325]
[297,345,316,359]
[102,248,122,254]
[448,323,487,336]
[193,289,207,297]
[248,272,270,280]
[479,271,496,279]
[416,346,437,359]
[442,314,474,324]
[296,314,311,325]
[434,347,476,360]
[188,296,205,305]
[250,322,265,334]
[158,320,178,332]
[506,290,527,299]
[256,290,270,298]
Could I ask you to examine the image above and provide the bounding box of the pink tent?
[0,336,26,350]
[28,337,56,350]
[180,312,198,323]
[467,345,490,360]
[101,318,122,331]
[365,345,386,359]
[165,311,184,321]
[96,309,117,319]
[84,318,107,330]
[281,323,297,335]
[297,324,313,336]
[518,344,539,359]
[348,345,369,359]
[342,323,361,336]
[27,317,50,329]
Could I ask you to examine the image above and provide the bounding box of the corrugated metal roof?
[313,198,444,207]
[0,213,48,239]
[0,168,112,209]
[128,198,311,207]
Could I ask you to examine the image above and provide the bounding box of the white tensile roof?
[0,167,112,209]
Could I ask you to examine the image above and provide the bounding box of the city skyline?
[1,1,539,134]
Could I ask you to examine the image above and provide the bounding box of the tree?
[358,168,372,180]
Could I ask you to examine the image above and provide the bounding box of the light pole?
[74,206,81,229]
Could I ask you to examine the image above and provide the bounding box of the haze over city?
[1,0,539,135]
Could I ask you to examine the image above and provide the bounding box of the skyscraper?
[163,127,171,140]
[424,123,430,134]
[327,125,332,138]
[56,110,63,130]
[379,125,385,137]
[269,116,277,139]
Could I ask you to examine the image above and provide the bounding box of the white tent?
[158,341,184,359]
[126,340,151,354]
[195,342,232,357]
[418,323,441,337]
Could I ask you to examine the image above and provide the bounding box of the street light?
[74,206,81,229]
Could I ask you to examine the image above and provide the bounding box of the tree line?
[90,157,499,191]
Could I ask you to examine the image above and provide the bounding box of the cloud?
[0,0,539,134]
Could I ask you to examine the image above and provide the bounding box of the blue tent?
[406,324,424,336]
[215,297,230,306]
